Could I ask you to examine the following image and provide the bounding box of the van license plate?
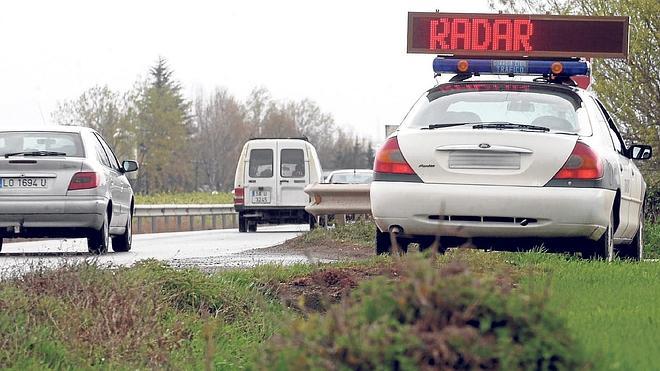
[0,178,49,189]
[251,190,271,204]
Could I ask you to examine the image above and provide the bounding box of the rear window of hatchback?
[0,131,85,157]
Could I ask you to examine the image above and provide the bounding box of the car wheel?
[375,227,392,255]
[418,236,445,254]
[0,237,3,252]
[248,221,258,232]
[585,211,614,261]
[88,212,110,255]
[112,213,133,252]
[375,228,409,255]
[238,215,247,233]
[618,208,644,261]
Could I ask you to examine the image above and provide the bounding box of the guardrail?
[304,184,371,225]
[134,204,237,234]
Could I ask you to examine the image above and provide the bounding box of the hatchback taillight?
[234,187,245,205]
[68,172,100,190]
[374,137,416,175]
[552,142,604,180]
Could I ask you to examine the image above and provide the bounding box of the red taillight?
[374,137,416,175]
[553,142,603,180]
[68,172,100,190]
[234,187,245,205]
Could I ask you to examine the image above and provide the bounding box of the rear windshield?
[402,84,588,134]
[329,172,373,184]
[281,149,305,178]
[249,149,273,178]
[0,131,84,157]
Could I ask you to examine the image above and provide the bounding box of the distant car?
[325,169,374,184]
[0,126,139,254]
[233,137,323,232]
[371,69,652,260]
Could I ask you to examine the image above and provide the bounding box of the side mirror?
[628,145,652,160]
[122,160,139,173]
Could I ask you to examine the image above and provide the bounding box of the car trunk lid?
[398,128,578,186]
[0,157,84,196]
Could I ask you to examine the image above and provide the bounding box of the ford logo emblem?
[479,143,491,149]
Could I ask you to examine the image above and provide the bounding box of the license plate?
[251,190,271,204]
[0,178,49,189]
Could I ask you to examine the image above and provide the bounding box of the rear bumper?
[235,206,309,224]
[371,182,615,241]
[0,196,107,233]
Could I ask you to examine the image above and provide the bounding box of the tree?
[52,86,135,161]
[489,0,660,186]
[134,57,192,193]
[192,88,249,191]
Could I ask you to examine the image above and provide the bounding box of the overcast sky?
[0,0,491,139]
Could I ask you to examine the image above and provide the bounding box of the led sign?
[408,13,629,58]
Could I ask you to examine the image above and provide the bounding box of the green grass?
[135,192,233,205]
[515,255,660,371]
[302,219,374,246]
[1,222,659,369]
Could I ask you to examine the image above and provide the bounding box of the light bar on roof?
[433,58,590,77]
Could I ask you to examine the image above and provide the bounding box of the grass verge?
[135,192,233,205]
[0,221,658,369]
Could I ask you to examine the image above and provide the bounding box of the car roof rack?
[249,136,309,142]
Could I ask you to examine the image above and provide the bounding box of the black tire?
[618,208,644,261]
[112,213,133,252]
[375,228,392,255]
[88,212,110,255]
[0,237,3,252]
[238,215,247,233]
[417,236,445,254]
[309,215,318,230]
[248,221,258,232]
[375,228,409,255]
[585,211,614,261]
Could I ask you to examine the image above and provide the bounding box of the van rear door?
[278,142,310,207]
[244,144,277,207]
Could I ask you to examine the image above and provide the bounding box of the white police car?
[372,55,652,260]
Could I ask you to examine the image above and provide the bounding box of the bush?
[646,222,660,259]
[645,184,660,222]
[261,257,586,370]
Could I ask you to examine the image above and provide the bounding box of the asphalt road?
[0,225,309,275]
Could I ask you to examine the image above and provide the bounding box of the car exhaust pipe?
[389,226,403,235]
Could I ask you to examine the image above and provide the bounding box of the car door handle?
[619,164,624,172]
[280,180,289,184]
[248,180,256,183]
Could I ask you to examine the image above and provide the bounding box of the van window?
[281,149,305,178]
[249,149,273,178]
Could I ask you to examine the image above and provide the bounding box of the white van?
[233,138,323,232]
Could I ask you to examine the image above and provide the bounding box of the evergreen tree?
[135,57,192,193]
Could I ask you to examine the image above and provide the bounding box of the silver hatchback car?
[0,126,138,254]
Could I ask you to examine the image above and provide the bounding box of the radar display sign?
[407,13,629,59]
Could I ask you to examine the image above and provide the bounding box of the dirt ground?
[245,234,375,262]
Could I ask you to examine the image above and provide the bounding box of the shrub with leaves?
[261,258,587,370]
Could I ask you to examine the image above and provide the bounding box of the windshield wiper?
[423,123,478,130]
[4,150,67,158]
[472,122,550,132]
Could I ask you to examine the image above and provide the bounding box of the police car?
[371,12,652,260]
